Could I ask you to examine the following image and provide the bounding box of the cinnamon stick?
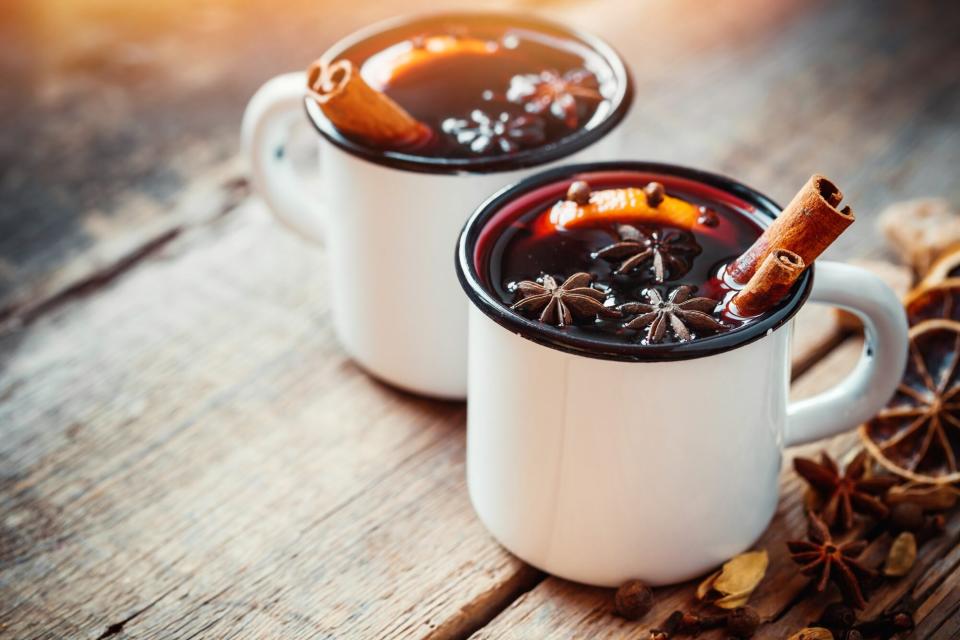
[727,175,854,284]
[307,59,430,148]
[730,249,806,317]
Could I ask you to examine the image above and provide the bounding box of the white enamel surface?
[242,72,624,398]
[465,262,909,586]
[242,72,327,243]
[467,308,788,586]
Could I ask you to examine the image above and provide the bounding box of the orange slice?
[364,36,499,87]
[860,319,960,484]
[904,279,960,326]
[922,243,960,287]
[550,188,701,230]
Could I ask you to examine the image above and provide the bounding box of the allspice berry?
[727,606,761,638]
[819,602,856,629]
[644,181,665,207]
[889,501,925,532]
[697,205,719,227]
[566,180,592,205]
[614,579,654,620]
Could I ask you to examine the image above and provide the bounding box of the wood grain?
[0,202,535,639]
[2,0,960,638]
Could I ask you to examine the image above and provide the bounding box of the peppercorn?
[888,501,925,532]
[644,181,665,207]
[614,579,654,620]
[819,602,856,630]
[727,606,761,638]
[697,205,719,227]
[566,180,592,205]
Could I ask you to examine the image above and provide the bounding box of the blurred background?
[1,0,958,322]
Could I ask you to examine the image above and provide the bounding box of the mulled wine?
[479,172,774,345]
[313,14,623,159]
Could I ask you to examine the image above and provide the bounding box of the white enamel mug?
[241,13,633,399]
[455,162,909,586]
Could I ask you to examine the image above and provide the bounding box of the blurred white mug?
[241,12,633,398]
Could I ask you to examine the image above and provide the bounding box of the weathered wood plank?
[2,1,959,638]
[0,201,534,640]
[0,206,877,640]
[4,0,959,326]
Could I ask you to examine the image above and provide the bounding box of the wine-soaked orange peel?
[904,279,960,326]
[860,319,960,484]
[365,35,499,86]
[922,244,960,287]
[550,188,701,230]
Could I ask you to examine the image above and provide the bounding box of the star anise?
[787,511,877,609]
[505,68,602,128]
[441,109,546,154]
[593,225,700,282]
[618,286,726,344]
[511,272,619,327]
[794,450,899,531]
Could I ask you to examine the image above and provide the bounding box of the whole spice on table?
[649,610,684,640]
[818,602,857,630]
[887,501,925,532]
[854,610,914,636]
[793,450,897,531]
[878,198,960,275]
[696,550,768,609]
[882,531,917,577]
[885,482,959,511]
[675,611,727,635]
[614,579,654,620]
[786,512,876,609]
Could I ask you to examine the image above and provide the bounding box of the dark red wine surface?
[334,16,617,158]
[480,172,768,345]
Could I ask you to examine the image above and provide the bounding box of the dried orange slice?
[364,36,498,87]
[922,243,960,287]
[860,319,960,484]
[904,279,960,326]
[550,188,701,230]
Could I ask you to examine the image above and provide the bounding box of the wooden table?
[2,1,959,637]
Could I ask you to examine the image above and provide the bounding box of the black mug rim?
[302,11,634,175]
[455,161,814,363]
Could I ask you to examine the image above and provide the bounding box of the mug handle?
[786,261,909,447]
[241,71,326,243]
